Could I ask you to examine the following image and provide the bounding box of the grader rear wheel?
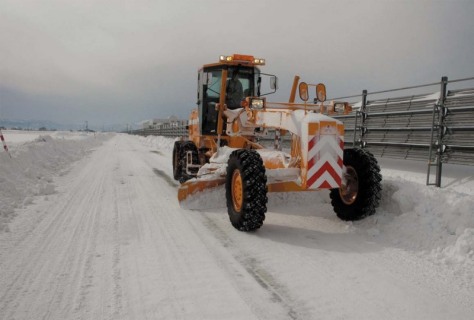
[178,141,199,184]
[330,148,382,221]
[339,166,358,205]
[225,149,267,231]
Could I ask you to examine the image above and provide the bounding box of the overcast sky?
[1,0,473,130]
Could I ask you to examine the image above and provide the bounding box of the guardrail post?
[434,76,448,187]
[427,76,448,187]
[360,90,368,148]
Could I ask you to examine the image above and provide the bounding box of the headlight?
[330,102,352,114]
[250,98,264,109]
[334,103,346,113]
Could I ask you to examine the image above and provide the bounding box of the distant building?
[141,116,182,129]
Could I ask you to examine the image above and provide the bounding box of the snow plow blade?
[177,178,320,203]
[177,178,226,203]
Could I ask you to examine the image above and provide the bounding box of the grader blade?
[177,178,226,203]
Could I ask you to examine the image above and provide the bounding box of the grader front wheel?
[225,149,267,231]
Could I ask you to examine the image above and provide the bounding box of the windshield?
[199,66,261,133]
[227,67,255,98]
[204,66,258,99]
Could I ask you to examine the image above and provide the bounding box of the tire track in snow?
[152,168,179,187]
[38,152,111,319]
[112,235,123,318]
[72,177,106,316]
[186,211,308,320]
[110,179,124,319]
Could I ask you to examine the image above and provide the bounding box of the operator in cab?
[226,71,244,109]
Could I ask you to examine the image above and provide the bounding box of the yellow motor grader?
[173,54,382,231]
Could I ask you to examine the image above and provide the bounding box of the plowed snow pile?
[0,131,112,231]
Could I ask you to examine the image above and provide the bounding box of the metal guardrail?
[332,76,474,187]
[442,88,474,166]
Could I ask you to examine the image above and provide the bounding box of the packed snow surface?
[0,131,473,319]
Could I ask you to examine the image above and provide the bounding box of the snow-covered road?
[1,133,473,319]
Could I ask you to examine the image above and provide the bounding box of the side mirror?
[316,83,327,102]
[299,82,309,102]
[270,76,278,90]
[260,73,279,96]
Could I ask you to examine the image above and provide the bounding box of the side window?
[201,69,222,134]
[197,72,201,102]
[240,78,250,97]
[205,70,222,98]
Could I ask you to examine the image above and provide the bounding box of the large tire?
[225,149,267,231]
[172,141,183,181]
[330,148,382,221]
[178,141,199,184]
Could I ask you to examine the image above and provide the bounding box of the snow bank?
[0,132,112,232]
[141,135,474,269]
[1,130,95,146]
[361,178,474,267]
[139,135,175,152]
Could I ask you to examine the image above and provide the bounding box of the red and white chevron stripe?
[306,129,343,189]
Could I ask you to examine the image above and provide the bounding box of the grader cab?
[173,54,382,231]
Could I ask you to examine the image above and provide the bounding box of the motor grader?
[173,54,382,231]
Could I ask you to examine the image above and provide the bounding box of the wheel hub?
[340,165,358,205]
[231,169,243,212]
